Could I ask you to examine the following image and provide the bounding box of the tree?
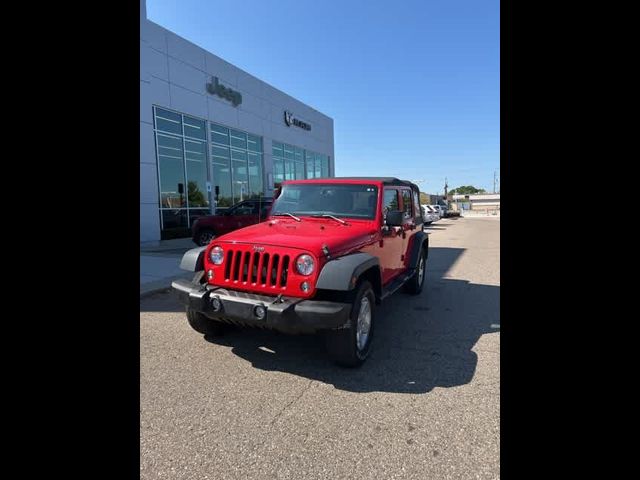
[187,181,207,207]
[448,185,487,195]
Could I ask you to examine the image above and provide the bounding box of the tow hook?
[273,294,285,304]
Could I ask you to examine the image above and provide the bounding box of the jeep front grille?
[224,249,291,288]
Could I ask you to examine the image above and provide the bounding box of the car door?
[234,201,259,229]
[377,187,405,285]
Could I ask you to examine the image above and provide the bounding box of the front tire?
[325,281,375,367]
[186,307,227,336]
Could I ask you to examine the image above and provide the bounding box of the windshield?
[271,183,379,220]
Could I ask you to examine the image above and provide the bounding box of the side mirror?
[385,210,404,227]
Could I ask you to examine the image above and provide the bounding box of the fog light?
[254,305,267,320]
[211,296,222,311]
[207,269,214,280]
[300,281,310,292]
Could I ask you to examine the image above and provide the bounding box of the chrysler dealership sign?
[206,76,242,106]
[284,111,311,131]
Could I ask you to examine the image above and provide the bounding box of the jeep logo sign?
[284,110,311,131]
[206,76,242,107]
[252,245,265,252]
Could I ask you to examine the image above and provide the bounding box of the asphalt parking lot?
[140,217,500,479]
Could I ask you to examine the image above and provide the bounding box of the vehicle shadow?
[141,289,187,313]
[202,247,499,394]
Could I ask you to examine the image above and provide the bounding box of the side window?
[383,189,399,219]
[235,202,255,215]
[412,190,421,220]
[401,189,412,218]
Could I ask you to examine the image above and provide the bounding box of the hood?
[214,217,377,257]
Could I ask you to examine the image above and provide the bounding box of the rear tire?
[186,307,227,336]
[405,247,427,295]
[195,228,216,246]
[325,281,375,367]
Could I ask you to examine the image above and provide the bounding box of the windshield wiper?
[272,212,301,222]
[310,214,349,225]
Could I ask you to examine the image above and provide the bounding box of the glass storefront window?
[273,158,284,184]
[272,141,332,185]
[161,209,188,234]
[231,149,248,204]
[247,134,262,152]
[183,115,207,140]
[319,154,329,177]
[284,160,295,180]
[305,151,316,179]
[314,155,322,178]
[229,129,247,150]
[211,124,229,145]
[210,122,264,207]
[284,144,294,160]
[154,108,182,136]
[211,155,232,208]
[248,152,263,198]
[154,108,266,238]
[185,139,208,208]
[157,133,185,209]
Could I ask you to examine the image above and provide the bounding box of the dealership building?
[140,0,335,242]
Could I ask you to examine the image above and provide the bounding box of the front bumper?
[171,279,352,334]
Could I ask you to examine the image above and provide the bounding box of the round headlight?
[295,254,315,276]
[209,246,224,265]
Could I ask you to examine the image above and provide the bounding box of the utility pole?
[493,170,497,194]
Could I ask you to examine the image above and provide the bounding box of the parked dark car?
[191,198,273,246]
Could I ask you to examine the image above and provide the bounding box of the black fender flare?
[316,252,381,292]
[179,246,207,272]
[407,231,429,271]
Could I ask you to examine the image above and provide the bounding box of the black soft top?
[335,177,420,191]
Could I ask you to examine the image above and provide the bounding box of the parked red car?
[173,178,428,367]
[191,198,273,246]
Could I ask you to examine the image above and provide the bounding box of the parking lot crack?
[270,379,314,426]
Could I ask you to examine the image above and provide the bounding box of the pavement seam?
[270,379,315,426]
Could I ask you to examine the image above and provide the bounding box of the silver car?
[421,204,440,224]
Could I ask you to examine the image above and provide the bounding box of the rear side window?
[412,190,421,222]
[401,189,412,218]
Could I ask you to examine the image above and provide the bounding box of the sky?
[146,0,500,194]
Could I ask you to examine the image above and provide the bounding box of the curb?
[140,286,173,299]
[140,273,192,299]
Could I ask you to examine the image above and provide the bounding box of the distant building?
[421,193,446,205]
[451,193,500,212]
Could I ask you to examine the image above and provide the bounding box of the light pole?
[235,180,248,202]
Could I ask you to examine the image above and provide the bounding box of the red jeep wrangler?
[172,177,428,367]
